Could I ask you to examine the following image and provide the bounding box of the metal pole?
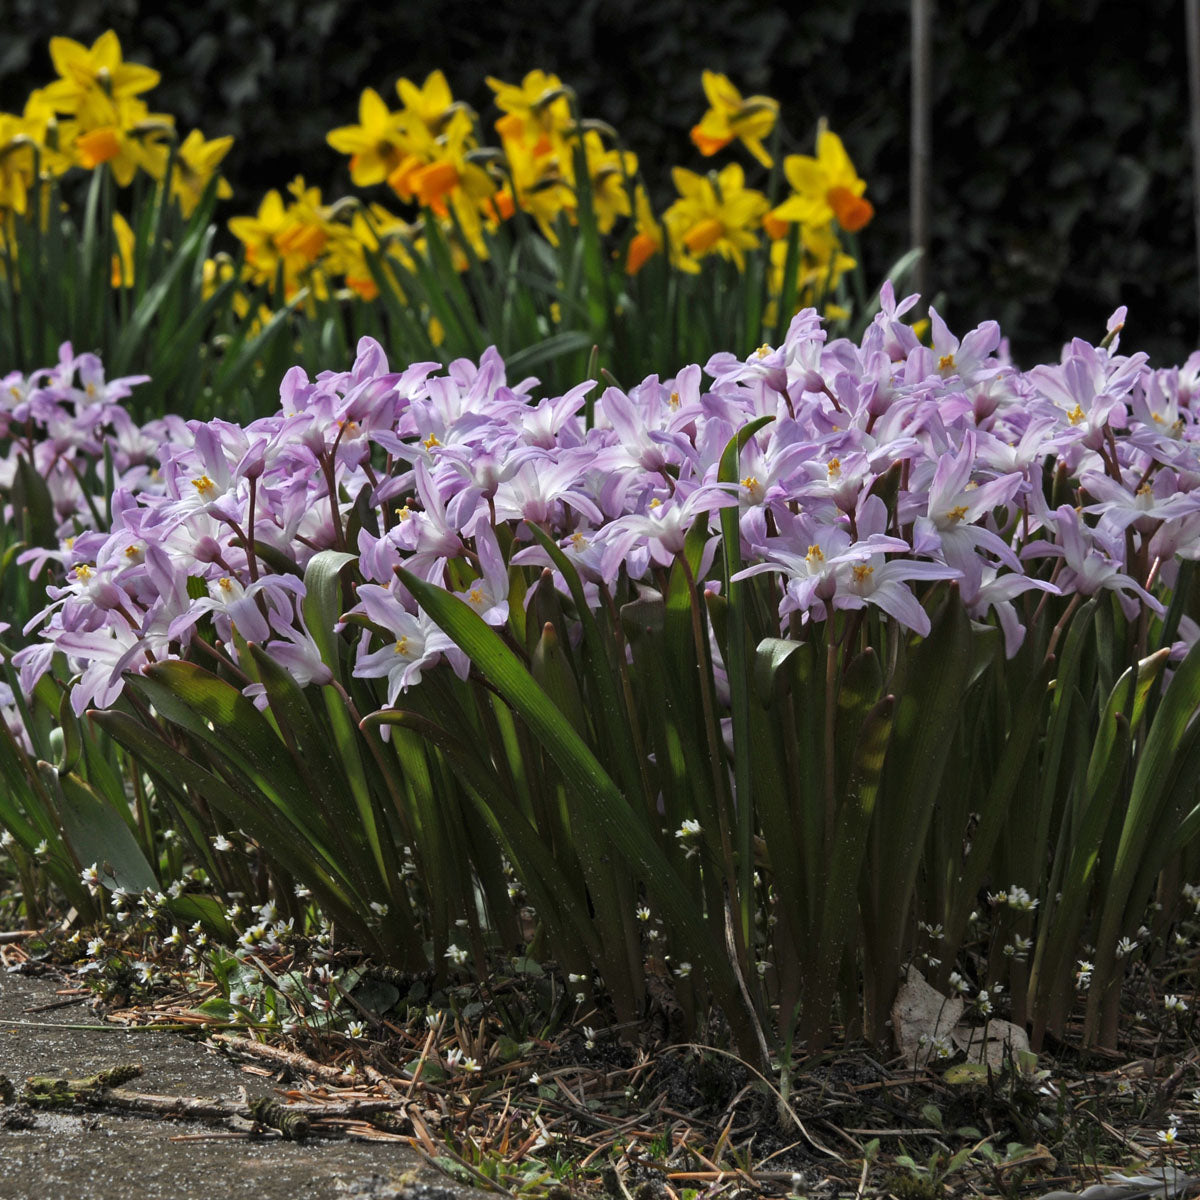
[911,0,932,301]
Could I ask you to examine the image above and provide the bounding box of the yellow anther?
[851,564,874,583]
[1136,483,1152,496]
[945,505,969,524]
[668,391,681,408]
[1066,404,1086,425]
[423,432,441,450]
[938,353,956,372]
[827,457,841,478]
[395,505,412,520]
[124,544,141,559]
[218,577,233,591]
[570,531,588,548]
[649,497,662,509]
[468,587,485,605]
[74,563,93,580]
[806,544,825,563]
[192,474,216,495]
[756,343,772,359]
[394,636,409,655]
[741,475,761,496]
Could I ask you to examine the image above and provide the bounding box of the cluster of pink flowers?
[8,287,1200,720]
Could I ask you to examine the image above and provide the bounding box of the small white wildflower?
[1115,1079,1134,1096]
[529,1072,541,1085]
[444,943,469,966]
[583,1026,597,1049]
[294,884,312,899]
[445,1047,463,1069]
[165,926,184,948]
[87,937,105,957]
[369,901,389,917]
[756,961,768,977]
[459,1056,481,1073]
[34,839,48,857]
[976,990,993,1016]
[167,880,185,899]
[315,965,334,984]
[676,962,692,979]
[347,1020,367,1040]
[0,830,14,849]
[1165,994,1189,1013]
[80,863,101,891]
[1159,1125,1180,1145]
[948,971,969,994]
[636,905,651,922]
[135,962,158,986]
[211,834,234,852]
[1076,960,1094,989]
[1115,936,1138,959]
[989,884,1038,912]
[425,1012,440,1029]
[924,956,942,969]
[647,928,661,941]
[567,973,586,984]
[256,901,278,923]
[161,828,179,843]
[575,991,585,1004]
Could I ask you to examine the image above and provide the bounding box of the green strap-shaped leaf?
[399,568,755,1050]
[37,762,158,894]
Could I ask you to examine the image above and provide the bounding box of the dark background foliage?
[1,0,1194,365]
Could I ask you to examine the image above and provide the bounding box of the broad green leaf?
[37,762,157,893]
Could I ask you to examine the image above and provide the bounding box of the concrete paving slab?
[0,965,482,1200]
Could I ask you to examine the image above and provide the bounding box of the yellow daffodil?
[0,116,38,215]
[663,162,768,272]
[42,31,159,117]
[495,127,575,243]
[768,120,874,235]
[765,225,856,324]
[228,176,331,297]
[689,70,778,169]
[18,89,77,178]
[580,131,635,234]
[395,70,469,142]
[110,211,135,287]
[625,185,662,275]
[487,70,573,151]
[327,88,404,187]
[72,92,173,185]
[171,129,233,217]
[322,203,415,301]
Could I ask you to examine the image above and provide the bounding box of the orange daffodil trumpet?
[766,118,874,236]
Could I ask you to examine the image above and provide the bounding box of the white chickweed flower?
[636,905,651,922]
[211,834,234,852]
[347,1020,367,1040]
[1075,960,1094,989]
[444,943,469,966]
[1165,994,1189,1014]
